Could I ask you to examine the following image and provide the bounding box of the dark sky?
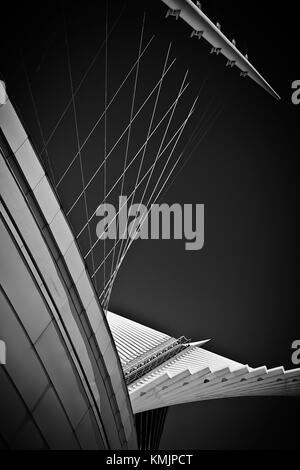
[1,0,299,449]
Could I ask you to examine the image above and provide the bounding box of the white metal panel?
[0,100,27,152]
[33,176,60,224]
[15,139,45,190]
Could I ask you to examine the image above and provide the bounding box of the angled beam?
[162,0,280,99]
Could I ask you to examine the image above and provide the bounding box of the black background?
[1,0,299,449]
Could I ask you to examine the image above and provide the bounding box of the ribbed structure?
[135,408,168,450]
[107,312,300,416]
[107,312,172,367]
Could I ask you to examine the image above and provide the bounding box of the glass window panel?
[0,289,49,410]
[12,419,45,450]
[35,322,88,428]
[33,387,80,450]
[59,299,97,386]
[76,409,106,450]
[0,220,52,343]
[0,369,28,443]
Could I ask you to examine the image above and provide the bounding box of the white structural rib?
[107,311,173,367]
[161,0,280,100]
[107,311,300,414]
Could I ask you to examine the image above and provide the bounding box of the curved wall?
[0,99,137,450]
